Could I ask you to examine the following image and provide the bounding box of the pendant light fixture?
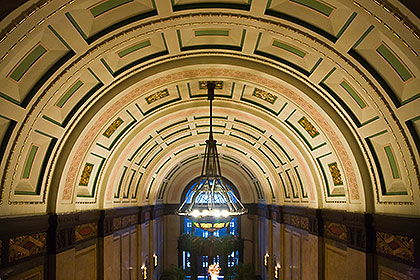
[176,82,247,232]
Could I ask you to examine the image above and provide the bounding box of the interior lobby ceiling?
[0,0,419,217]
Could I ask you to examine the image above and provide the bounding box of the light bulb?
[191,210,200,217]
[221,210,229,217]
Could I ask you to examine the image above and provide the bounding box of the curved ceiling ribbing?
[0,0,419,216]
[59,64,364,213]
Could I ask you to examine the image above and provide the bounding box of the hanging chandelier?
[176,82,247,232]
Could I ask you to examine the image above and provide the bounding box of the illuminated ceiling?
[0,0,419,216]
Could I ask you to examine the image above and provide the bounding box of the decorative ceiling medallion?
[145,89,169,104]
[298,116,320,138]
[79,163,94,186]
[103,117,124,138]
[252,88,277,104]
[199,81,223,90]
[328,162,344,186]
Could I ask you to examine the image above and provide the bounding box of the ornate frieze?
[347,226,368,251]
[8,232,46,262]
[113,217,122,231]
[376,232,414,262]
[113,214,138,231]
[300,217,309,231]
[75,223,98,242]
[324,221,347,241]
[55,227,75,253]
[283,214,309,231]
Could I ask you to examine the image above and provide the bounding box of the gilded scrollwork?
[145,89,169,104]
[79,163,94,186]
[103,117,124,138]
[298,116,320,138]
[252,88,277,104]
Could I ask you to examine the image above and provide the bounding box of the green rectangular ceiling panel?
[90,0,134,17]
[22,145,39,179]
[272,41,306,58]
[290,0,333,16]
[194,30,229,36]
[384,145,400,179]
[56,80,84,108]
[376,44,412,82]
[340,81,366,109]
[10,45,47,82]
[118,40,151,58]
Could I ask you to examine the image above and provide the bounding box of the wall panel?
[325,242,347,280]
[75,245,97,279]
[121,232,130,280]
[301,233,318,280]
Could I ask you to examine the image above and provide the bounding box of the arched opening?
[178,177,243,280]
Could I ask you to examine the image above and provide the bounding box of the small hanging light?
[176,82,247,232]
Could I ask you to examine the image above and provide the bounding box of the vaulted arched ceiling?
[0,0,419,217]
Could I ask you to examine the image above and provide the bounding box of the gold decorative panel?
[79,163,94,186]
[252,88,277,104]
[103,117,124,138]
[298,116,320,138]
[328,162,343,186]
[9,232,46,262]
[324,221,347,241]
[376,232,414,262]
[145,89,169,104]
[199,81,223,90]
[75,223,98,242]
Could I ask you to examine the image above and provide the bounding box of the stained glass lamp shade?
[175,82,247,232]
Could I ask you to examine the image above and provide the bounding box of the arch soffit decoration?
[0,0,419,216]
